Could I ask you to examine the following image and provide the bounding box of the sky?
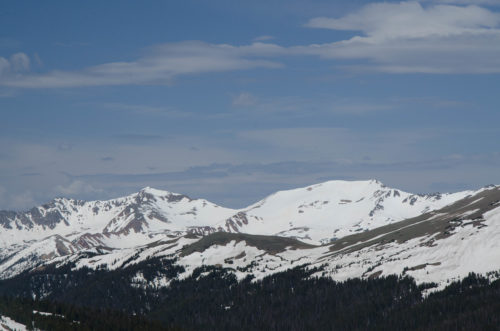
[1,0,500,210]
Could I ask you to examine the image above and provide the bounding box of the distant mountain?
[0,187,234,278]
[1,180,499,290]
[218,179,474,244]
[0,180,472,246]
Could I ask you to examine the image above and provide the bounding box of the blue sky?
[1,0,500,209]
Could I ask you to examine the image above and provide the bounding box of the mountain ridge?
[0,179,499,288]
[0,179,481,249]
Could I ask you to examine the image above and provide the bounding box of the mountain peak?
[369,179,385,186]
[300,179,388,194]
[1,179,498,284]
[312,179,386,188]
[137,187,192,202]
[139,186,169,196]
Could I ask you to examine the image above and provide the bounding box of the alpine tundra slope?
[0,179,499,289]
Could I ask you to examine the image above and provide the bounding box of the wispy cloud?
[1,134,499,209]
[253,35,275,41]
[110,133,166,141]
[66,152,499,205]
[0,42,284,88]
[0,52,30,75]
[228,94,415,117]
[303,1,500,73]
[2,2,499,90]
[305,2,500,37]
[428,0,500,5]
[101,102,191,117]
[232,92,258,107]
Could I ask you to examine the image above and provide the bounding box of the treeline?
[0,295,174,330]
[147,267,500,330]
[0,257,184,313]
[0,257,499,330]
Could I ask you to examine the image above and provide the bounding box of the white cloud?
[306,2,500,39]
[1,2,500,88]
[254,35,275,41]
[1,128,499,209]
[232,92,258,107]
[228,93,403,117]
[0,52,30,76]
[0,57,9,74]
[9,53,30,72]
[32,53,43,67]
[302,1,500,73]
[430,0,500,5]
[0,42,284,88]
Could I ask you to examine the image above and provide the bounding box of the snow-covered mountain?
[0,180,473,248]
[0,187,235,246]
[1,179,499,289]
[218,179,473,244]
[0,187,235,278]
[61,183,500,291]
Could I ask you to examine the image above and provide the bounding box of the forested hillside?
[0,258,499,330]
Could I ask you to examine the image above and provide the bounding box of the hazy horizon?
[2,0,500,210]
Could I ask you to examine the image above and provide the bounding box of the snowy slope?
[185,185,500,289]
[0,180,475,248]
[46,194,500,292]
[0,315,27,331]
[45,185,499,291]
[0,187,236,247]
[0,188,236,278]
[0,180,491,281]
[218,180,474,244]
[166,186,500,289]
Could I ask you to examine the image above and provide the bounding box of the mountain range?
[1,179,499,290]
